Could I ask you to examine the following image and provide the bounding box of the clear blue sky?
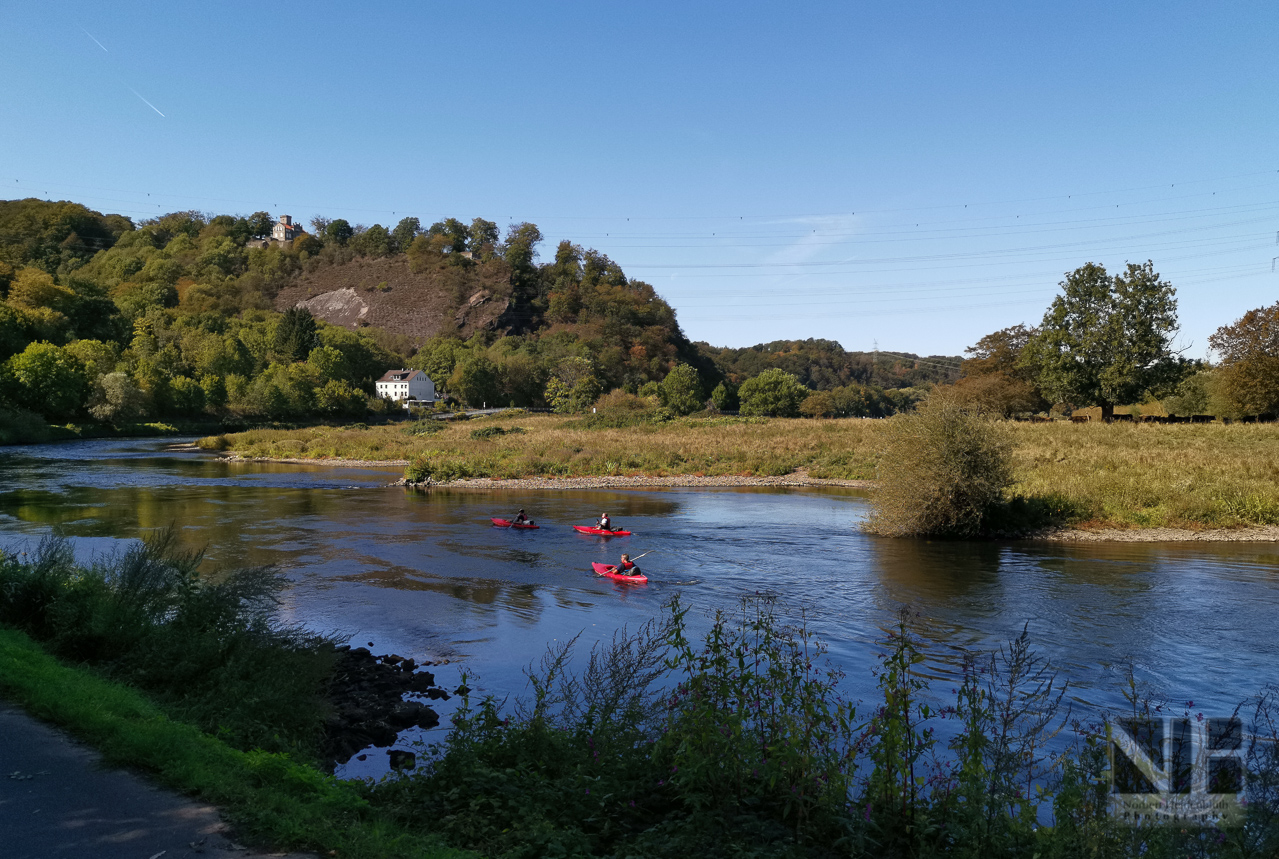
[3,1,1276,357]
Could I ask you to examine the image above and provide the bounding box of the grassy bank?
[0,628,466,859]
[206,415,1279,530]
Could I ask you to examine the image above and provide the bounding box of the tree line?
[947,260,1279,421]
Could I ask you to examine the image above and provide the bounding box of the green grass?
[0,627,468,859]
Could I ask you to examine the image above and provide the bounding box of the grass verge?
[0,626,468,859]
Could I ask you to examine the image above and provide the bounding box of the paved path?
[0,703,313,859]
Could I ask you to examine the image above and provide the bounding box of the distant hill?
[697,338,960,391]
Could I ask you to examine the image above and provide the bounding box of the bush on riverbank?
[0,532,339,755]
[374,598,1279,858]
[865,394,1014,537]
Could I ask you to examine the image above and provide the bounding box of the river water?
[1,437,1277,744]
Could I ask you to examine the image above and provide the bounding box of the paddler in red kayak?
[615,553,640,577]
[513,508,532,525]
[597,512,613,531]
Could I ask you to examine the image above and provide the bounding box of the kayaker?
[616,553,640,576]
[513,509,530,525]
[597,512,613,531]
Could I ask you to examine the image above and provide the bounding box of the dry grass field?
[205,414,1279,530]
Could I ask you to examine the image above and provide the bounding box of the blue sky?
[3,1,1276,357]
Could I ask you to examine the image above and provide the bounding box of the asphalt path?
[0,703,313,859]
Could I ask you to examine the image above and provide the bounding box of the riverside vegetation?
[3,537,1278,858]
[203,409,1279,532]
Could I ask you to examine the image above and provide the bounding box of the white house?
[375,369,435,403]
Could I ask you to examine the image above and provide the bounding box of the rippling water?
[2,437,1276,730]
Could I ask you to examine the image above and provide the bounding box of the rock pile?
[321,645,450,769]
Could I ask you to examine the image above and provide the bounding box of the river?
[2,437,1277,767]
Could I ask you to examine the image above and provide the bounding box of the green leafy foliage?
[1209,302,1279,417]
[0,531,339,755]
[1024,261,1181,417]
[738,367,809,417]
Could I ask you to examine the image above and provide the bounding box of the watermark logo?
[1108,715,1246,823]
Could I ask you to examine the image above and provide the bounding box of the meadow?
[204,414,1279,530]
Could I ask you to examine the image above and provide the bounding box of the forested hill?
[0,198,708,426]
[697,339,960,391]
[0,197,939,431]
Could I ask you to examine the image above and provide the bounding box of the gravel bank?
[1036,525,1279,543]
[397,473,874,490]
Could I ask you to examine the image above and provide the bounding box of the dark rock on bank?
[321,646,450,770]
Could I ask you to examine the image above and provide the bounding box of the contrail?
[80,27,108,52]
[129,88,165,117]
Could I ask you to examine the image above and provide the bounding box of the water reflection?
[0,438,1276,724]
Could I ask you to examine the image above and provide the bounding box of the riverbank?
[202,414,1279,532]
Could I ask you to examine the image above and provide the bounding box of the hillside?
[275,254,514,342]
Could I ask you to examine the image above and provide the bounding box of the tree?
[7,267,75,312]
[545,356,602,413]
[246,211,274,239]
[273,307,319,363]
[659,364,704,415]
[1023,261,1179,419]
[799,391,835,418]
[738,368,808,417]
[1161,370,1215,417]
[428,218,469,254]
[710,381,738,411]
[88,371,147,425]
[353,224,392,257]
[7,341,87,419]
[448,355,501,407]
[1208,302,1279,417]
[325,219,353,246]
[392,217,421,253]
[469,218,499,257]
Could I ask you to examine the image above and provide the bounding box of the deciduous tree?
[1023,261,1179,419]
[738,368,808,417]
[1209,302,1279,417]
[659,363,704,415]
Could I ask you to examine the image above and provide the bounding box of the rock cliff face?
[275,255,514,345]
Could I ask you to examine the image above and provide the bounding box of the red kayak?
[573,525,632,536]
[492,517,539,530]
[591,562,647,583]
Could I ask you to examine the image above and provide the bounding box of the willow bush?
[864,393,1012,537]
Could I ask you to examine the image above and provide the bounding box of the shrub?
[470,425,524,439]
[401,419,444,436]
[864,392,1013,537]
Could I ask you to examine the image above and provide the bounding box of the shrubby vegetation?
[864,392,1014,538]
[0,531,338,755]
[375,597,1279,858]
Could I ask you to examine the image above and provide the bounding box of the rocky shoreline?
[321,645,455,772]
[1034,524,1279,543]
[395,472,874,490]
